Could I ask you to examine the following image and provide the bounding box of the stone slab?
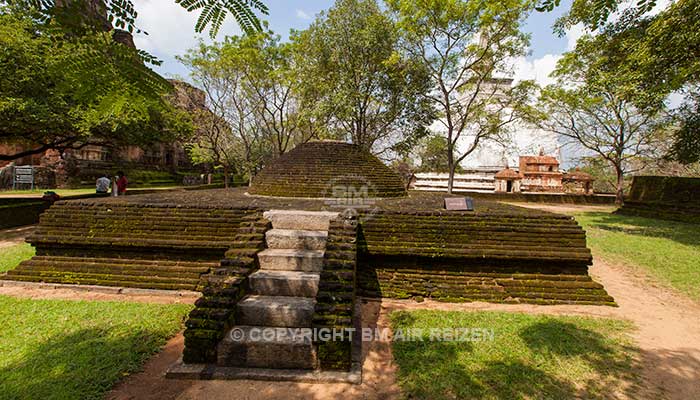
[263,210,339,231]
[266,229,328,250]
[166,360,362,384]
[257,249,325,273]
[217,326,317,369]
[248,270,320,298]
[237,295,316,327]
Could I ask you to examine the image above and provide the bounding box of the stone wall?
[356,211,615,305]
[4,202,257,290]
[183,213,270,363]
[617,176,700,223]
[0,200,50,230]
[313,217,357,371]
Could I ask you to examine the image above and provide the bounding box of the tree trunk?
[447,144,454,195]
[615,168,625,205]
[223,166,229,189]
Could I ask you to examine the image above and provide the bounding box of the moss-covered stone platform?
[616,176,700,223]
[4,200,258,290]
[2,188,615,376]
[4,188,613,305]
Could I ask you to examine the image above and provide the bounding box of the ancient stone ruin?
[617,176,700,223]
[2,141,614,381]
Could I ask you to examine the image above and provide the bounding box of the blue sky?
[133,0,580,84]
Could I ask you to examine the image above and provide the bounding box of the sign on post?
[13,166,34,190]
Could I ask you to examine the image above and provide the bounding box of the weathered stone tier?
[249,141,406,198]
[358,264,615,305]
[616,176,700,223]
[183,214,270,364]
[356,211,613,305]
[5,256,217,291]
[617,200,700,224]
[359,211,592,265]
[313,218,357,371]
[3,202,257,290]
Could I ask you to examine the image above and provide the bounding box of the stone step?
[237,295,316,327]
[257,249,325,273]
[217,325,316,369]
[266,229,328,250]
[263,210,339,231]
[249,271,320,297]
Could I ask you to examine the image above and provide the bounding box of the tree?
[240,32,318,156]
[536,0,700,163]
[179,31,315,182]
[0,10,191,162]
[417,135,454,173]
[389,0,534,193]
[180,39,264,184]
[0,0,267,162]
[533,35,668,204]
[7,0,268,38]
[668,89,700,164]
[292,0,433,154]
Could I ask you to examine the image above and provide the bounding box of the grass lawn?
[576,212,700,301]
[0,243,35,273]
[0,295,192,399]
[0,185,186,198]
[0,188,97,197]
[391,310,639,400]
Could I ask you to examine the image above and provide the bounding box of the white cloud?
[566,24,586,51]
[512,54,562,86]
[295,9,311,20]
[132,0,242,70]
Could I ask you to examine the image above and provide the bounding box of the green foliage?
[536,0,657,32]
[417,135,463,173]
[0,295,191,399]
[390,310,638,399]
[538,0,700,163]
[180,30,305,181]
[577,211,700,300]
[668,89,700,164]
[388,0,534,192]
[533,33,668,203]
[291,0,434,152]
[0,9,193,162]
[8,0,267,38]
[175,0,268,36]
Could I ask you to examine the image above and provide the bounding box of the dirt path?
[0,225,35,249]
[104,253,700,400]
[502,202,618,215]
[0,285,199,305]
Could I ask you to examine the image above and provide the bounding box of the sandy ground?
[100,255,700,400]
[0,285,199,305]
[502,202,618,215]
[0,225,35,249]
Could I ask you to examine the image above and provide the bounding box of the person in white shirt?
[96,175,110,194]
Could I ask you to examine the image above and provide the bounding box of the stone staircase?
[217,210,338,370]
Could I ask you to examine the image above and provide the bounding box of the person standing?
[116,171,128,196]
[96,174,110,194]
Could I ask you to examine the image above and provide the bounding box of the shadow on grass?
[392,316,641,400]
[580,212,700,247]
[0,327,174,400]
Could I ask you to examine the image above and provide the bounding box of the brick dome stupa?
[248,141,407,198]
